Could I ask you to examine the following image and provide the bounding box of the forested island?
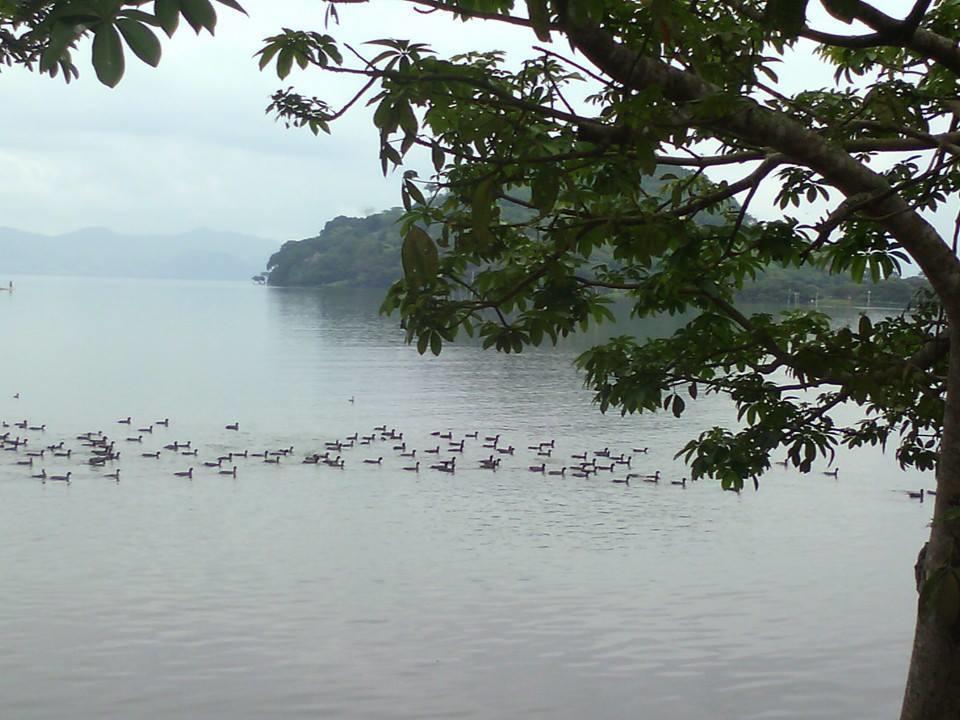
[265,207,927,307]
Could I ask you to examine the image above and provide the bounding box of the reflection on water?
[0,277,929,719]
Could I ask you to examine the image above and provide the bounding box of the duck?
[225,422,239,431]
[181,449,198,456]
[27,424,45,431]
[424,446,440,454]
[671,477,688,487]
[49,471,72,482]
[775,458,788,467]
[219,466,238,477]
[126,435,143,443]
[104,469,120,482]
[142,451,161,459]
[363,457,383,465]
[547,467,566,476]
[823,468,839,478]
[496,445,515,455]
[465,431,479,439]
[571,451,587,460]
[393,442,406,451]
[643,470,661,483]
[403,462,420,472]
[907,489,925,501]
[400,449,416,458]
[233,449,248,458]
[528,463,546,473]
[15,457,33,466]
[612,477,630,485]
[137,425,153,433]
[31,469,47,480]
[632,447,649,454]
[155,418,170,427]
[117,417,132,425]
[264,455,281,464]
[173,468,194,478]
[203,459,224,468]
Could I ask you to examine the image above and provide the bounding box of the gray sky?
[2,2,535,242]
[1,0,950,258]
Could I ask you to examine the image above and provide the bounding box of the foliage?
[258,0,958,493]
[0,0,245,86]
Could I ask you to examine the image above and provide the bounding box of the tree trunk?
[901,327,960,719]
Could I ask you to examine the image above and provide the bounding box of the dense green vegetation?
[267,209,406,288]
[267,207,927,306]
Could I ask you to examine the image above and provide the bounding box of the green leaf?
[531,171,560,216]
[822,0,857,22]
[116,18,162,67]
[92,22,125,87]
[764,0,809,37]
[672,395,685,418]
[471,176,496,249]
[401,225,439,286]
[213,0,245,13]
[155,0,180,37]
[525,0,551,42]
[430,332,442,356]
[180,0,217,33]
[40,20,80,73]
[431,142,445,173]
[276,47,294,79]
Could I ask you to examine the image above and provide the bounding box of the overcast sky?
[1,0,949,255]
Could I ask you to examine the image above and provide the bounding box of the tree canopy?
[6,1,960,717]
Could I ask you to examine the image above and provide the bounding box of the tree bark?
[901,325,960,720]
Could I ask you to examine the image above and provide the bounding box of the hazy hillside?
[0,227,279,281]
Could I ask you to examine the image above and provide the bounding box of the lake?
[0,276,932,719]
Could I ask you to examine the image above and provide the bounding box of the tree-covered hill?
[266,209,406,288]
[266,207,926,307]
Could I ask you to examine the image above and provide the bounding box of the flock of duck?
[0,409,691,489]
[0,396,931,500]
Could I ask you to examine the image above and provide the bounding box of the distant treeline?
[266,208,928,307]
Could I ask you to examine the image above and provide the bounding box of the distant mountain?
[0,227,279,281]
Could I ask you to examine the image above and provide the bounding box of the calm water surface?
[0,276,932,719]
